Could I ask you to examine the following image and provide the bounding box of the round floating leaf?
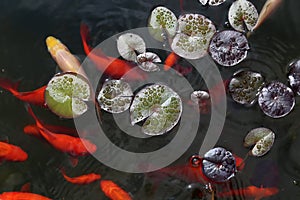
[148,6,178,42]
[202,147,236,182]
[191,90,210,104]
[45,72,91,118]
[228,0,258,32]
[199,0,226,6]
[208,30,249,67]
[130,84,182,136]
[258,82,295,118]
[136,52,161,72]
[171,14,216,59]
[229,70,265,105]
[288,59,300,95]
[117,33,146,62]
[244,127,275,157]
[97,80,133,113]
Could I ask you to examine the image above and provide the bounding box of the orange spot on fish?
[164,52,180,71]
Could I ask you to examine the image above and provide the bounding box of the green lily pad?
[130,84,182,136]
[97,80,133,113]
[45,72,91,118]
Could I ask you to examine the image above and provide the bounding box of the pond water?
[0,0,300,199]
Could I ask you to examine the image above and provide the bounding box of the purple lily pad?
[208,30,249,67]
[229,70,265,105]
[202,147,236,182]
[258,82,295,118]
[288,59,300,95]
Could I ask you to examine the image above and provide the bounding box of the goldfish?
[46,36,87,78]
[61,169,101,185]
[217,185,279,200]
[25,105,97,157]
[0,78,46,106]
[100,180,132,200]
[24,124,78,137]
[0,192,51,200]
[164,52,180,71]
[0,141,28,162]
[80,23,147,81]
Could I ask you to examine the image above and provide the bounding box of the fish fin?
[69,156,79,167]
[80,22,93,55]
[0,135,9,143]
[0,78,20,94]
[20,182,31,192]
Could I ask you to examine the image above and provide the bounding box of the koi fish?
[0,192,51,200]
[0,78,46,106]
[46,36,87,78]
[251,0,282,31]
[80,23,147,81]
[25,105,97,157]
[164,52,180,71]
[217,185,279,200]
[0,141,28,162]
[61,169,101,185]
[100,180,132,200]
[24,124,78,137]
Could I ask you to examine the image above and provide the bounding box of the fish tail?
[80,23,93,55]
[25,104,45,130]
[0,78,20,96]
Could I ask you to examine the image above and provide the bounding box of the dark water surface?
[0,0,300,199]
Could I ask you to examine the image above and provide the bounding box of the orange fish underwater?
[0,141,28,162]
[100,180,132,200]
[0,192,51,200]
[61,169,101,185]
[0,78,46,106]
[25,105,97,157]
[80,23,147,81]
[164,51,180,71]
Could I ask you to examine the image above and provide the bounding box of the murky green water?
[0,0,300,199]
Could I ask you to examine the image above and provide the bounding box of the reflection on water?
[0,0,300,199]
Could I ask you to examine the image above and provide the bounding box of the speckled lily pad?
[208,30,249,67]
[202,147,236,182]
[228,0,258,32]
[288,59,300,95]
[229,70,265,105]
[258,82,295,118]
[117,33,146,62]
[148,6,178,42]
[199,0,226,6]
[171,14,216,59]
[130,84,182,136]
[97,80,133,113]
[244,127,275,157]
[136,52,161,72]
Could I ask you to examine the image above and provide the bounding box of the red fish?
[0,78,46,106]
[217,185,279,200]
[0,192,51,200]
[0,141,28,162]
[100,180,132,200]
[25,105,97,157]
[24,124,78,137]
[61,169,101,185]
[80,23,147,81]
[164,52,180,71]
[172,64,193,76]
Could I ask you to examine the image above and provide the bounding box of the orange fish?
[217,185,279,200]
[0,78,46,106]
[100,180,132,200]
[80,23,146,81]
[24,124,78,137]
[164,52,180,71]
[61,169,101,185]
[0,192,51,200]
[0,141,28,162]
[25,105,97,157]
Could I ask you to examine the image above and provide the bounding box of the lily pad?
[202,147,236,182]
[171,14,216,59]
[199,0,226,6]
[148,6,178,42]
[258,82,295,118]
[97,80,133,113]
[117,33,146,62]
[130,84,182,136]
[208,30,249,67]
[288,59,300,95]
[244,127,275,157]
[45,72,91,118]
[136,52,161,72]
[228,0,258,32]
[229,70,265,105]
